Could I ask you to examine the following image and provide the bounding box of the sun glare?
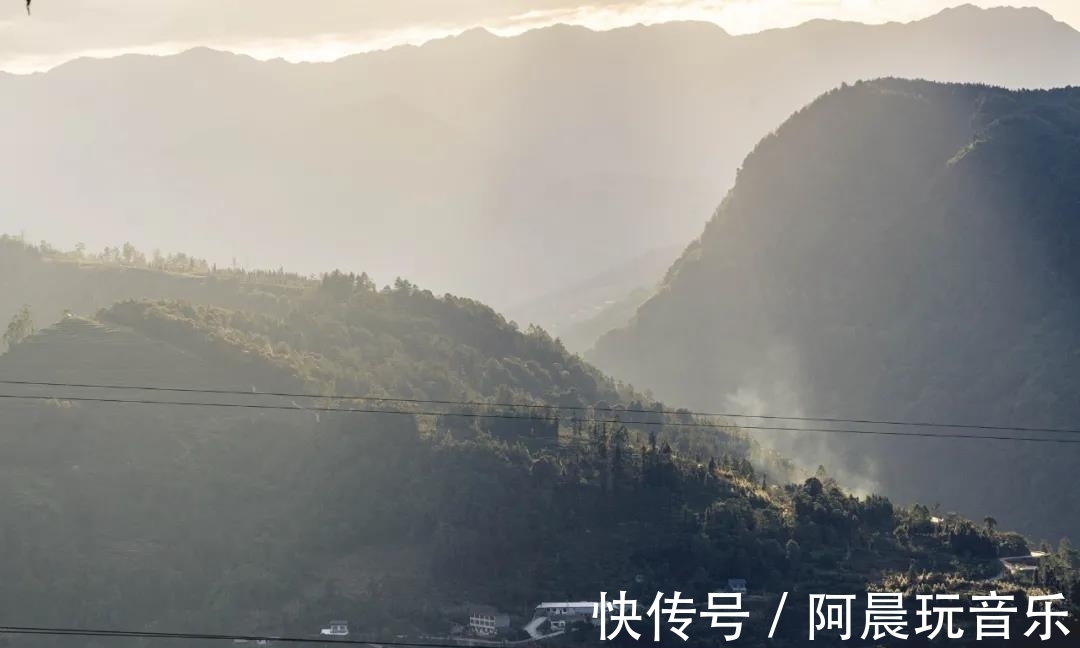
[0,0,1068,74]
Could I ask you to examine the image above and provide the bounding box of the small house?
[319,621,349,637]
[533,601,600,625]
[468,606,510,637]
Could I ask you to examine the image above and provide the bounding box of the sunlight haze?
[6,0,1080,639]
[2,0,1079,73]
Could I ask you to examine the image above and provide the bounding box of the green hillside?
[589,79,1080,543]
[0,317,322,635]
[97,288,620,407]
[0,271,1077,645]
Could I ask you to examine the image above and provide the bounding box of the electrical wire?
[2,379,1077,437]
[1,392,1079,444]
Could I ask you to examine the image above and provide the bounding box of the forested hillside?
[1,244,1076,643]
[3,311,1078,646]
[590,79,1080,543]
[1,236,625,408]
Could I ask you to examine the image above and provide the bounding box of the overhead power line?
[2,378,1079,437]
[0,625,468,648]
[1,392,1079,445]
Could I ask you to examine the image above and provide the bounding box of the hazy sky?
[1,0,1079,73]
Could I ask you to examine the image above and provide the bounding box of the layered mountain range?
[3,4,1080,326]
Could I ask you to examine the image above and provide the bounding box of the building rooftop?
[536,602,597,609]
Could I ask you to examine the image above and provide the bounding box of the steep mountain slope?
[3,311,1074,645]
[590,79,1080,542]
[3,5,1080,319]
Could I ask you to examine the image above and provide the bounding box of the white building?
[319,621,349,637]
[468,606,510,637]
[533,602,600,623]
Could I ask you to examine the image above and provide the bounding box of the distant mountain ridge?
[589,78,1080,542]
[507,243,681,351]
[4,4,1080,327]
